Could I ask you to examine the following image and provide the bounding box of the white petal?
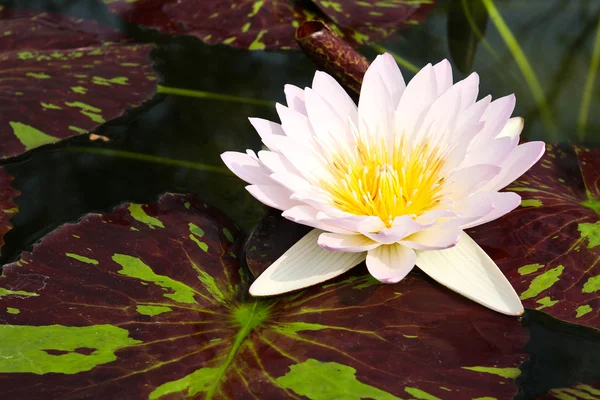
[318,232,379,252]
[358,68,393,143]
[496,117,524,139]
[305,88,351,145]
[246,185,299,211]
[479,141,546,192]
[275,103,315,143]
[248,118,285,151]
[284,84,307,115]
[257,150,300,175]
[282,206,353,234]
[396,63,437,137]
[270,172,312,193]
[362,216,429,244]
[221,151,272,185]
[312,71,358,125]
[415,231,523,315]
[249,229,366,296]
[470,94,516,151]
[366,244,416,284]
[433,59,453,96]
[376,53,406,107]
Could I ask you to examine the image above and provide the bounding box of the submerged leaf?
[0,168,19,254]
[0,194,527,399]
[447,0,489,73]
[469,145,600,330]
[104,0,435,50]
[0,8,157,158]
[296,21,369,96]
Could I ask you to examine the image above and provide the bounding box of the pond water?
[0,0,599,399]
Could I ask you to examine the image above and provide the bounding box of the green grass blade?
[157,85,274,107]
[481,0,557,141]
[370,44,419,73]
[578,13,600,142]
[69,147,232,175]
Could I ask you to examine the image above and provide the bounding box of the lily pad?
[103,0,435,49]
[0,8,157,159]
[469,145,600,330]
[0,193,527,399]
[0,168,19,253]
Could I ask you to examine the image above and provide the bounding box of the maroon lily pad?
[103,0,435,49]
[469,145,600,330]
[0,8,157,159]
[542,383,600,399]
[312,0,436,44]
[0,193,527,399]
[0,168,19,253]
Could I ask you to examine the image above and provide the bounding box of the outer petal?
[246,185,299,211]
[479,141,546,192]
[318,232,380,252]
[444,164,501,199]
[358,69,393,143]
[318,214,387,233]
[366,244,416,284]
[221,151,272,185]
[249,229,366,296]
[415,231,523,315]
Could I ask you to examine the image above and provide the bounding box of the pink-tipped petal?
[362,216,429,245]
[283,206,353,234]
[415,232,523,315]
[284,84,307,115]
[366,244,416,284]
[318,232,380,252]
[400,226,462,250]
[480,141,546,192]
[461,192,522,229]
[249,229,365,296]
[319,214,387,233]
[258,150,301,175]
[246,184,299,211]
[221,151,272,185]
[445,164,501,199]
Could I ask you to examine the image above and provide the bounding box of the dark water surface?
[0,0,599,399]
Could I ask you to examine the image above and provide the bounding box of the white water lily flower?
[222,54,545,315]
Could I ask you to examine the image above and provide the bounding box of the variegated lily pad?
[103,0,435,49]
[469,145,600,329]
[0,193,527,399]
[0,8,157,158]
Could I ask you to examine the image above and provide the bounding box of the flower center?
[321,137,445,227]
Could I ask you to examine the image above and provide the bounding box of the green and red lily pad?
[0,8,157,159]
[0,168,19,253]
[469,145,600,330]
[0,193,527,399]
[103,0,435,50]
[543,384,600,399]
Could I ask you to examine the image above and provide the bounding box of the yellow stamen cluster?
[321,135,445,227]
